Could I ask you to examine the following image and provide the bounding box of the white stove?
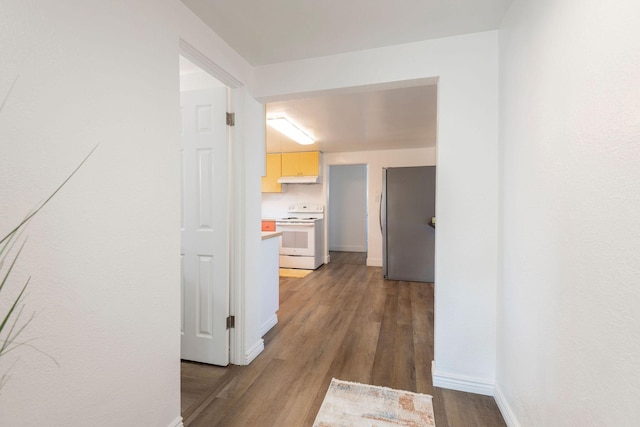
[276,217,321,225]
[276,204,324,224]
[276,203,324,270]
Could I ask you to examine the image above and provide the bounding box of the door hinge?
[226,112,235,126]
[226,315,235,329]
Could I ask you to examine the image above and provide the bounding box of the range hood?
[277,175,321,184]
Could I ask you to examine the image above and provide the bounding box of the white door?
[180,88,230,365]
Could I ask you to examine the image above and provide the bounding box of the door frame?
[179,40,246,365]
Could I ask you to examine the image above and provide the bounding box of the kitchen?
[261,84,438,275]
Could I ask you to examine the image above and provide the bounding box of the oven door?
[276,223,315,256]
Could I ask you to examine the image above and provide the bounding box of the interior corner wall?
[232,86,267,365]
[497,0,640,425]
[254,31,500,392]
[0,1,253,425]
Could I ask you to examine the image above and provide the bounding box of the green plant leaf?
[0,143,99,247]
[0,77,96,388]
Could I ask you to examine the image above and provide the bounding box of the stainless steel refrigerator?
[381,166,436,282]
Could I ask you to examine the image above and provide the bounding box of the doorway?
[179,55,230,366]
[328,164,368,263]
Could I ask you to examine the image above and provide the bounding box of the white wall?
[0,1,257,425]
[497,0,640,425]
[328,164,367,252]
[180,68,227,91]
[261,182,325,219]
[231,87,267,364]
[253,34,500,393]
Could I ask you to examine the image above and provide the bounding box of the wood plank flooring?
[181,251,506,427]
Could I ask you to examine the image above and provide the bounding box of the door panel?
[299,151,319,175]
[196,148,214,229]
[180,88,229,366]
[280,152,300,176]
[281,151,319,176]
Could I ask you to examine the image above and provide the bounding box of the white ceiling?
[181,0,512,66]
[266,84,437,153]
[180,0,511,154]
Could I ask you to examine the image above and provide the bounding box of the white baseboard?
[367,257,382,267]
[431,361,494,396]
[329,245,366,252]
[245,339,264,365]
[260,314,278,337]
[494,384,521,427]
[169,416,184,427]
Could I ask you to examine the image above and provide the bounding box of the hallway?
[181,253,505,426]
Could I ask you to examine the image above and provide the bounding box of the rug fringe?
[329,378,433,399]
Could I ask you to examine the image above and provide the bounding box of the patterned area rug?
[313,378,435,426]
[279,268,312,278]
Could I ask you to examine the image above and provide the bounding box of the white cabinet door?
[180,88,229,366]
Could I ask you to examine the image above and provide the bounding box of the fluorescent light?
[267,117,315,145]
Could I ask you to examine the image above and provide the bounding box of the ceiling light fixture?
[267,117,315,145]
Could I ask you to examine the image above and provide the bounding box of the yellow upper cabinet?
[281,151,320,176]
[262,153,283,193]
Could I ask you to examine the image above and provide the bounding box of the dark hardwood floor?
[327,250,367,265]
[181,251,506,426]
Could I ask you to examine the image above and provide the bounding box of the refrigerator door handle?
[379,191,383,233]
[381,168,388,277]
[381,169,387,234]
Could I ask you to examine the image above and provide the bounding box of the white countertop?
[261,231,282,240]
